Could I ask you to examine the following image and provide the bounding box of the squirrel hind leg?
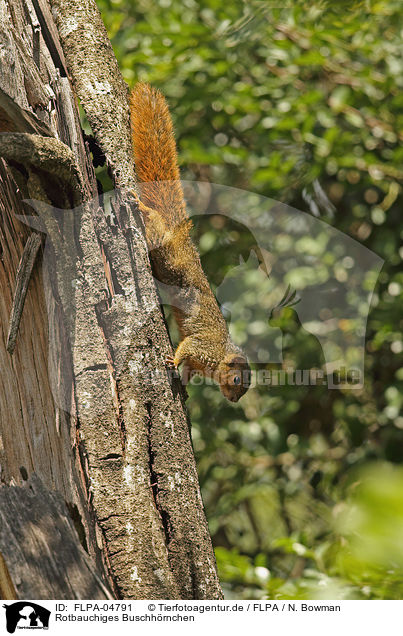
[169,336,193,369]
[136,199,168,249]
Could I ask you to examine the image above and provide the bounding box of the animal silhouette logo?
[3,602,50,633]
[20,181,383,402]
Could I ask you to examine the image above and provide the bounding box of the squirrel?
[130,82,251,402]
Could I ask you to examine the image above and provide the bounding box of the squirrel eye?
[233,376,241,385]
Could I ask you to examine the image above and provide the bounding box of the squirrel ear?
[228,355,246,366]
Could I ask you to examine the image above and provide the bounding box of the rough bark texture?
[0,475,112,599]
[50,0,136,189]
[0,0,222,599]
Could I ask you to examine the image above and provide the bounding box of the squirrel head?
[216,353,251,402]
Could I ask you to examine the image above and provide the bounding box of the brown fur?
[130,83,250,401]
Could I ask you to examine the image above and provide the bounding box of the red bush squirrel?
[130,83,250,402]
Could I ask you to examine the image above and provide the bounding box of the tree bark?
[0,475,112,599]
[0,0,222,599]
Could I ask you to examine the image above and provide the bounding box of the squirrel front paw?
[165,354,178,369]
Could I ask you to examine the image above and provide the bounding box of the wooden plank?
[6,233,43,355]
[0,88,53,135]
[30,0,68,76]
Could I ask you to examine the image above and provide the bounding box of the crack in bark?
[100,241,125,297]
[65,502,88,552]
[98,513,121,523]
[99,453,122,461]
[94,307,127,455]
[145,401,173,547]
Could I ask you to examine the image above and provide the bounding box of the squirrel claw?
[165,354,177,369]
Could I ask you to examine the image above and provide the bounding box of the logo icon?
[3,602,50,633]
[21,181,383,404]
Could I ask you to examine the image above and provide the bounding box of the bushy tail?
[130,82,187,227]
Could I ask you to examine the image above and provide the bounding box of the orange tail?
[130,82,187,227]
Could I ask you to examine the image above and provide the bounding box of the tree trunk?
[0,0,222,600]
[0,475,113,599]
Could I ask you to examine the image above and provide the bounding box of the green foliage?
[95,0,403,599]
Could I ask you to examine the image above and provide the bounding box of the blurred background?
[95,0,403,599]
